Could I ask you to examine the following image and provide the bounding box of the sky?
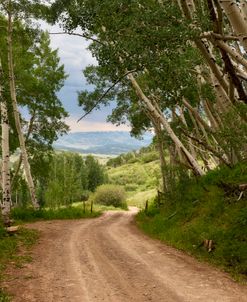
[40,21,130,133]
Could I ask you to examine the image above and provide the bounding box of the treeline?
[36,153,106,208]
[106,145,159,167]
[11,152,106,208]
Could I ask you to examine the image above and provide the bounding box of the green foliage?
[107,148,161,207]
[11,206,100,222]
[85,155,106,192]
[93,184,127,209]
[213,106,247,164]
[141,152,159,163]
[0,290,10,302]
[136,163,247,281]
[36,152,107,208]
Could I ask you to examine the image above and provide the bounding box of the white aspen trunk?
[205,99,224,128]
[153,122,167,192]
[0,59,12,223]
[215,39,247,69]
[7,9,39,209]
[182,98,213,132]
[219,0,247,52]
[178,106,197,159]
[144,107,168,191]
[240,0,247,20]
[11,111,36,187]
[232,61,247,79]
[127,73,204,176]
[208,72,232,113]
[202,100,219,130]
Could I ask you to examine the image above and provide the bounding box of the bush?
[93,184,127,209]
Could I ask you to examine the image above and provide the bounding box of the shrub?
[93,184,127,209]
[141,152,159,163]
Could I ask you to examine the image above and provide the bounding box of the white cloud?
[66,116,130,133]
[39,21,127,132]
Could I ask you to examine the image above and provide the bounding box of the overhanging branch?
[49,32,106,46]
[77,69,136,122]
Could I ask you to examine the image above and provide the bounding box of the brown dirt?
[3,207,247,302]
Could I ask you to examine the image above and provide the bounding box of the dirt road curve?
[4,208,247,302]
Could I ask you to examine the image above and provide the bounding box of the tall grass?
[11,206,100,222]
[136,163,247,282]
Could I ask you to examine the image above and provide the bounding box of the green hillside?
[107,148,161,207]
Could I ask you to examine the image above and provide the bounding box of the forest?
[0,0,247,300]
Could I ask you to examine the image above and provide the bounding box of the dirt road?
[4,208,247,302]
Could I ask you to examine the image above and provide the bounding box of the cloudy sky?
[40,21,130,133]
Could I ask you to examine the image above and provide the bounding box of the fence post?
[145,200,149,214]
[90,200,93,213]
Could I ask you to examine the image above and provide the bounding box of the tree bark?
[127,73,204,176]
[7,7,39,209]
[153,121,167,192]
[11,111,36,187]
[202,100,219,130]
[240,0,247,21]
[0,59,12,223]
[219,0,247,52]
[214,39,247,70]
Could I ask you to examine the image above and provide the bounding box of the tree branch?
[49,32,106,46]
[77,69,136,122]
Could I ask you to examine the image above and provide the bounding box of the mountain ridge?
[53,131,153,155]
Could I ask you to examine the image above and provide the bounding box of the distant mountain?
[53,131,153,155]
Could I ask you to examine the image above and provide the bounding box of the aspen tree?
[0,59,12,223]
[6,2,39,208]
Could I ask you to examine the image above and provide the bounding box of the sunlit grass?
[127,189,156,208]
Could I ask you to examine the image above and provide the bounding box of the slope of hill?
[54,131,153,155]
[106,148,161,207]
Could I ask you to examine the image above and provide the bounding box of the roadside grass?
[11,199,131,223]
[73,201,128,212]
[11,204,101,223]
[0,226,38,301]
[127,189,156,208]
[136,163,247,282]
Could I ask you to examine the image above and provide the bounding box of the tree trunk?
[143,106,168,192]
[219,0,247,52]
[0,59,12,223]
[214,39,247,70]
[11,111,36,187]
[7,8,39,209]
[153,121,167,192]
[202,100,219,130]
[178,106,197,159]
[127,73,204,176]
[240,0,247,20]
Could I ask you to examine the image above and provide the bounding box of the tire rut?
[2,209,247,302]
